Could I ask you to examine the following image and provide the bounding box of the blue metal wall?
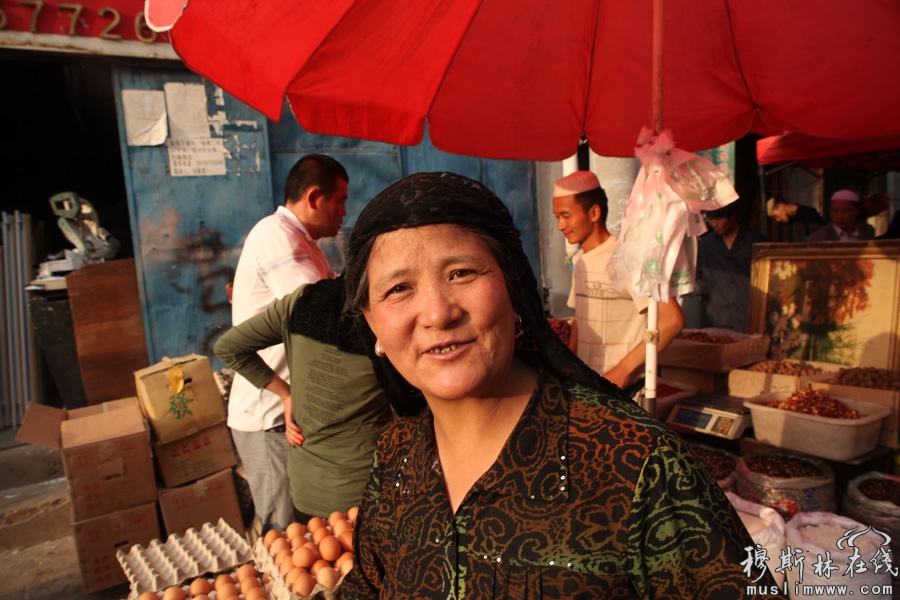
[114,67,538,368]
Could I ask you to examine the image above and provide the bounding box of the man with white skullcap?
[805,189,875,242]
[552,171,684,393]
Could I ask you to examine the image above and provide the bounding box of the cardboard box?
[158,468,245,538]
[134,354,226,444]
[154,421,236,487]
[15,397,157,522]
[728,361,843,398]
[73,501,160,594]
[659,366,728,394]
[659,328,766,373]
[807,380,900,449]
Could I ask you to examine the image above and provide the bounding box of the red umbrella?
[146,0,900,161]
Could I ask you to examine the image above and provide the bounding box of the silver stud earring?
[374,342,385,357]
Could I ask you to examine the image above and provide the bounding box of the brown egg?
[328,510,347,526]
[307,516,327,532]
[285,566,303,585]
[161,586,187,600]
[215,574,235,590]
[312,526,332,543]
[241,576,262,589]
[217,582,239,599]
[275,547,293,566]
[339,558,354,576]
[334,551,354,571]
[285,522,307,539]
[316,566,340,589]
[280,555,296,574]
[310,558,331,576]
[290,535,307,549]
[236,563,257,581]
[347,506,359,522]
[269,536,291,556]
[303,541,322,559]
[138,592,159,600]
[331,519,352,537]
[292,571,317,597]
[193,596,211,600]
[188,577,212,596]
[244,587,268,600]
[338,529,354,552]
[292,545,317,569]
[263,528,284,546]
[318,535,342,562]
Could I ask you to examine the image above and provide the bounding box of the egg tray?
[117,518,253,600]
[253,537,344,600]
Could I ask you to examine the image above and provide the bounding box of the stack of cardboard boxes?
[16,397,160,593]
[17,353,246,594]
[134,353,243,541]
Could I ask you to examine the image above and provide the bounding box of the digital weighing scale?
[666,393,752,440]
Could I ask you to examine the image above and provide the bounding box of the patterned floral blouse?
[342,369,785,599]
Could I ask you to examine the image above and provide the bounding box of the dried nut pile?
[764,389,860,419]
[656,382,684,398]
[831,367,900,391]
[690,446,736,480]
[747,360,823,376]
[744,454,824,479]
[858,477,900,505]
[677,330,737,344]
[547,318,571,347]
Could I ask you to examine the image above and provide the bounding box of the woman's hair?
[343,172,623,415]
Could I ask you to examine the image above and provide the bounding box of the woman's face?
[362,224,517,403]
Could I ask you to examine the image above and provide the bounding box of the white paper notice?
[167,138,227,177]
[164,82,211,140]
[121,90,167,146]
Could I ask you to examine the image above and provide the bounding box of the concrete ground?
[0,427,130,600]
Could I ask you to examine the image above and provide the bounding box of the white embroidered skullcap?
[831,189,859,202]
[553,171,601,198]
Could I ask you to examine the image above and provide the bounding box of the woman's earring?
[374,342,385,357]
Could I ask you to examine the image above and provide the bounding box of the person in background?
[766,196,825,242]
[341,172,782,599]
[697,202,767,332]
[551,171,684,393]
[227,153,348,533]
[805,189,875,242]
[215,276,395,523]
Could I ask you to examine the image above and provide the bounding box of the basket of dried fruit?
[688,443,738,491]
[843,471,900,556]
[735,452,836,520]
[743,389,891,461]
[658,328,766,373]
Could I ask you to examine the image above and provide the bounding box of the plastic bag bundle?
[735,453,836,521]
[726,492,787,586]
[843,471,900,557]
[784,512,893,599]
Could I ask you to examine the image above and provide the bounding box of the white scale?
[666,393,752,440]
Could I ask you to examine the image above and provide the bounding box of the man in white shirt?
[229,154,348,533]
[552,171,684,393]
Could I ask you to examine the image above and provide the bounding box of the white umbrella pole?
[643,298,659,417]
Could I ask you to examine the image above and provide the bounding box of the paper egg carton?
[253,537,344,600]
[117,518,253,600]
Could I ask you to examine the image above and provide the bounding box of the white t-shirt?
[567,236,648,377]
[228,206,337,432]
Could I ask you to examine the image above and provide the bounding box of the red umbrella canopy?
[149,0,900,161]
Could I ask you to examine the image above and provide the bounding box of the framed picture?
[748,240,900,371]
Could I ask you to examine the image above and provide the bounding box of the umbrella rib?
[425,0,489,126]
[721,0,760,122]
[581,0,604,140]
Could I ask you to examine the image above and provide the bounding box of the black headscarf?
[343,172,624,415]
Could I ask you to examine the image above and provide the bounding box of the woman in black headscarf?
[342,172,783,600]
